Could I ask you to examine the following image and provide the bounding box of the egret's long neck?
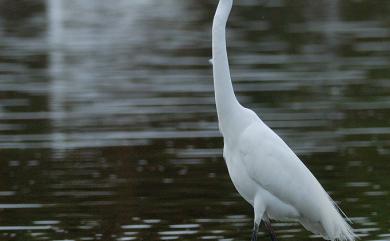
[212,0,240,131]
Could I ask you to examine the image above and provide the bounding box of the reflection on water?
[0,0,389,240]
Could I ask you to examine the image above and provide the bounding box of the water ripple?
[0,0,388,240]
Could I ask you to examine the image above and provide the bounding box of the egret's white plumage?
[211,1,356,240]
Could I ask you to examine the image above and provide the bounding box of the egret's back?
[236,120,356,241]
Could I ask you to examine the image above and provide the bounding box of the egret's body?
[211,1,356,240]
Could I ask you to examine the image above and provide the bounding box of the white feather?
[211,1,356,240]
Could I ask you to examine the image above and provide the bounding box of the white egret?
[211,0,356,240]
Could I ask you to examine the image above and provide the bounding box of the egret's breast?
[223,143,257,205]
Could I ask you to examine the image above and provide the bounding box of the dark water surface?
[0,0,389,240]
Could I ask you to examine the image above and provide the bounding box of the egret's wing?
[238,122,327,219]
[238,121,356,240]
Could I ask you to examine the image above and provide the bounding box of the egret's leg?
[251,222,259,241]
[264,222,278,241]
[253,195,266,241]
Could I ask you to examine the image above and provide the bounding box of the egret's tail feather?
[332,199,352,224]
[322,198,357,241]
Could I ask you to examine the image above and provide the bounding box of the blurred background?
[0,0,389,240]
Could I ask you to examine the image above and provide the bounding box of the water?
[0,0,389,240]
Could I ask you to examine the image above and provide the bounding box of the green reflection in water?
[0,0,389,240]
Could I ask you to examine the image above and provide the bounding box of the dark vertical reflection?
[0,2,51,241]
